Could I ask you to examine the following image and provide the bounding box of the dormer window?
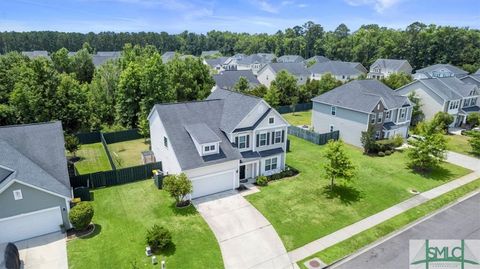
[204,145,215,152]
[269,117,275,124]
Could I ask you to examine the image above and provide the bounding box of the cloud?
[345,0,402,13]
[255,0,279,13]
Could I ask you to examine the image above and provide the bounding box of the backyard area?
[282,110,312,126]
[445,133,477,157]
[72,143,112,175]
[108,138,150,168]
[246,135,470,251]
[67,180,223,269]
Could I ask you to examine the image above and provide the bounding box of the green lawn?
[299,178,480,267]
[246,136,470,251]
[73,143,112,174]
[282,110,312,126]
[445,134,477,157]
[67,180,223,269]
[108,138,150,168]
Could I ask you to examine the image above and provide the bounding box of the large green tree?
[407,130,447,172]
[323,140,356,192]
[71,48,95,83]
[270,70,298,105]
[381,72,412,89]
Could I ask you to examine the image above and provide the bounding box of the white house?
[257,62,311,87]
[148,89,289,199]
[312,80,412,147]
[396,77,479,127]
[367,59,413,79]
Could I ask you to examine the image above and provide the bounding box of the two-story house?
[309,60,367,82]
[257,62,311,86]
[148,89,289,199]
[311,80,412,147]
[204,57,230,72]
[396,77,479,127]
[367,59,413,79]
[236,53,276,75]
[413,64,468,80]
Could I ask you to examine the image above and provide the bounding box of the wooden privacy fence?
[277,102,312,114]
[75,129,143,145]
[288,126,339,145]
[70,162,162,189]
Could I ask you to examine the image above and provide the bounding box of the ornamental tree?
[323,140,356,192]
[163,173,193,206]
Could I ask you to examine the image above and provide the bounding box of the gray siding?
[0,182,70,228]
[313,102,368,124]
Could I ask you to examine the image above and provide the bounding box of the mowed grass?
[246,136,470,251]
[298,178,480,267]
[108,138,150,168]
[67,180,223,269]
[73,143,112,174]
[445,134,477,157]
[282,110,312,126]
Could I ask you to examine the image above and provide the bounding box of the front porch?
[239,161,259,184]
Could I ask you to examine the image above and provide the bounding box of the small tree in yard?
[69,202,94,231]
[234,76,250,92]
[407,131,447,172]
[431,112,454,133]
[323,140,356,192]
[137,113,150,143]
[65,134,81,158]
[469,131,480,156]
[360,126,376,154]
[467,112,480,129]
[145,225,172,251]
[290,96,299,115]
[163,173,193,207]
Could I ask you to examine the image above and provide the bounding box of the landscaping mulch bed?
[67,223,96,241]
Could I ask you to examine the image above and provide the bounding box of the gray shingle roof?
[96,51,121,57]
[151,100,242,170]
[185,123,221,144]
[207,88,263,133]
[417,77,477,100]
[277,55,305,63]
[475,69,480,75]
[213,70,260,89]
[21,51,50,59]
[267,62,311,76]
[161,51,176,63]
[92,55,119,67]
[309,60,366,76]
[0,122,71,197]
[201,50,221,57]
[415,64,468,77]
[312,80,410,113]
[237,53,274,65]
[370,59,411,72]
[306,56,330,64]
[0,166,13,184]
[205,57,229,68]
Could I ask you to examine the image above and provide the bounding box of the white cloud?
[256,0,279,13]
[345,0,402,13]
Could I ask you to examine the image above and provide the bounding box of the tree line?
[1,21,480,71]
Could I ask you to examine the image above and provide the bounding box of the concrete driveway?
[193,191,293,269]
[15,232,68,269]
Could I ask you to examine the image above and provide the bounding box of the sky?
[0,0,479,34]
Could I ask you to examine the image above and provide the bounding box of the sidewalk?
[288,152,480,263]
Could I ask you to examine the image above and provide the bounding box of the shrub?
[392,134,404,147]
[163,173,193,207]
[256,176,269,186]
[69,202,94,230]
[385,150,392,155]
[378,151,385,157]
[145,225,172,251]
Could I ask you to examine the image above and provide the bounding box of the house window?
[265,157,278,171]
[329,125,334,132]
[259,133,267,146]
[204,146,210,152]
[238,135,247,149]
[375,131,380,140]
[210,145,215,151]
[331,106,336,116]
[370,114,376,124]
[13,189,23,200]
[164,137,168,148]
[377,112,383,123]
[269,117,275,124]
[400,108,406,119]
[385,111,391,120]
[274,131,282,143]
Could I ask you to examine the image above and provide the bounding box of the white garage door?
[0,207,63,243]
[191,170,235,199]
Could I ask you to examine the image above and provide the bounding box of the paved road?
[193,191,292,269]
[331,192,480,269]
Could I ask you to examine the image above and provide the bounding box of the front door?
[239,165,246,180]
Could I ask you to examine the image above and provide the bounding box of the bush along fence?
[288,126,339,145]
[70,162,162,189]
[277,102,312,114]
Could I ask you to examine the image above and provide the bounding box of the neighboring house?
[237,53,276,75]
[0,122,72,244]
[309,60,367,82]
[277,55,305,63]
[161,51,176,63]
[312,80,412,147]
[92,51,122,67]
[367,59,413,79]
[257,62,311,86]
[460,74,480,87]
[396,77,479,127]
[413,64,468,80]
[204,57,229,71]
[305,55,330,66]
[221,53,246,71]
[21,50,49,59]
[201,50,221,58]
[148,89,289,199]
[213,70,260,91]
[475,69,480,75]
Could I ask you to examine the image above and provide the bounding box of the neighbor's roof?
[205,57,229,68]
[151,99,242,170]
[461,74,480,87]
[475,69,480,75]
[414,77,478,100]
[309,60,366,76]
[266,62,311,76]
[201,50,221,57]
[184,123,221,144]
[213,70,260,89]
[21,50,49,59]
[306,56,330,64]
[415,64,468,77]
[0,166,13,185]
[237,53,274,65]
[277,55,305,63]
[207,88,263,133]
[96,51,121,57]
[161,51,176,63]
[312,80,410,113]
[0,122,71,197]
[370,59,411,71]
